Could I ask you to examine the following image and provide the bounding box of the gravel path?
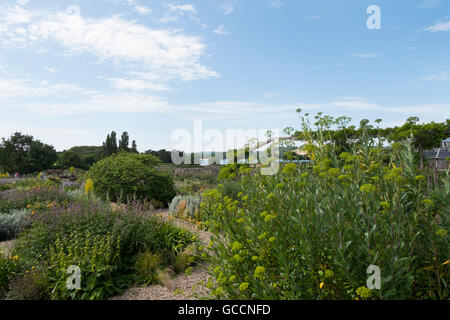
[110,267,212,300]
[111,209,214,300]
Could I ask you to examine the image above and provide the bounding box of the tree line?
[0,116,448,174]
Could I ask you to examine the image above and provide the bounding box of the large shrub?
[86,153,176,204]
[201,116,449,300]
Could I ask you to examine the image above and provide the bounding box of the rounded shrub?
[86,153,176,204]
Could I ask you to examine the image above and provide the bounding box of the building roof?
[424,148,450,159]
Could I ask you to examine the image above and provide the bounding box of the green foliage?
[7,267,49,300]
[56,151,85,170]
[0,255,24,298]
[145,149,173,163]
[0,132,57,174]
[201,114,449,300]
[102,131,118,158]
[218,164,240,180]
[12,200,196,300]
[118,131,130,153]
[135,251,162,284]
[103,131,138,158]
[87,153,175,204]
[174,245,197,274]
[61,146,102,169]
[219,180,242,200]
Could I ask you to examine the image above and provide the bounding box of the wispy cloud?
[269,1,283,8]
[417,68,450,83]
[350,53,383,59]
[133,5,152,16]
[214,25,229,35]
[426,20,450,32]
[0,3,218,90]
[159,3,199,23]
[220,0,235,15]
[420,0,442,9]
[44,67,59,74]
[306,15,323,21]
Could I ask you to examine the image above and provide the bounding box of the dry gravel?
[110,267,212,300]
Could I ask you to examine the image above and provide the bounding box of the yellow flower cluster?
[356,286,371,299]
[254,266,266,280]
[84,178,94,195]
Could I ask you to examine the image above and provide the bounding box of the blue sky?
[0,0,449,152]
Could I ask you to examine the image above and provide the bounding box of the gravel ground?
[110,267,212,300]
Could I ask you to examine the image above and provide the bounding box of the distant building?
[424,138,450,171]
[443,137,450,148]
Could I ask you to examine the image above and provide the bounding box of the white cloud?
[133,5,152,15]
[417,68,450,83]
[269,1,283,7]
[160,3,199,23]
[307,15,323,21]
[420,0,442,9]
[264,92,280,97]
[108,78,170,91]
[220,0,235,15]
[214,25,229,35]
[427,20,450,32]
[0,4,218,89]
[44,66,59,74]
[350,53,383,59]
[168,4,197,15]
[0,75,96,98]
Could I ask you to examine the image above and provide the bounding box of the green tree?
[110,131,118,154]
[118,131,130,152]
[387,117,447,168]
[131,140,138,153]
[0,132,57,174]
[56,150,85,169]
[102,131,119,158]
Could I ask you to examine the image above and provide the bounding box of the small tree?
[131,140,138,153]
[118,131,130,152]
